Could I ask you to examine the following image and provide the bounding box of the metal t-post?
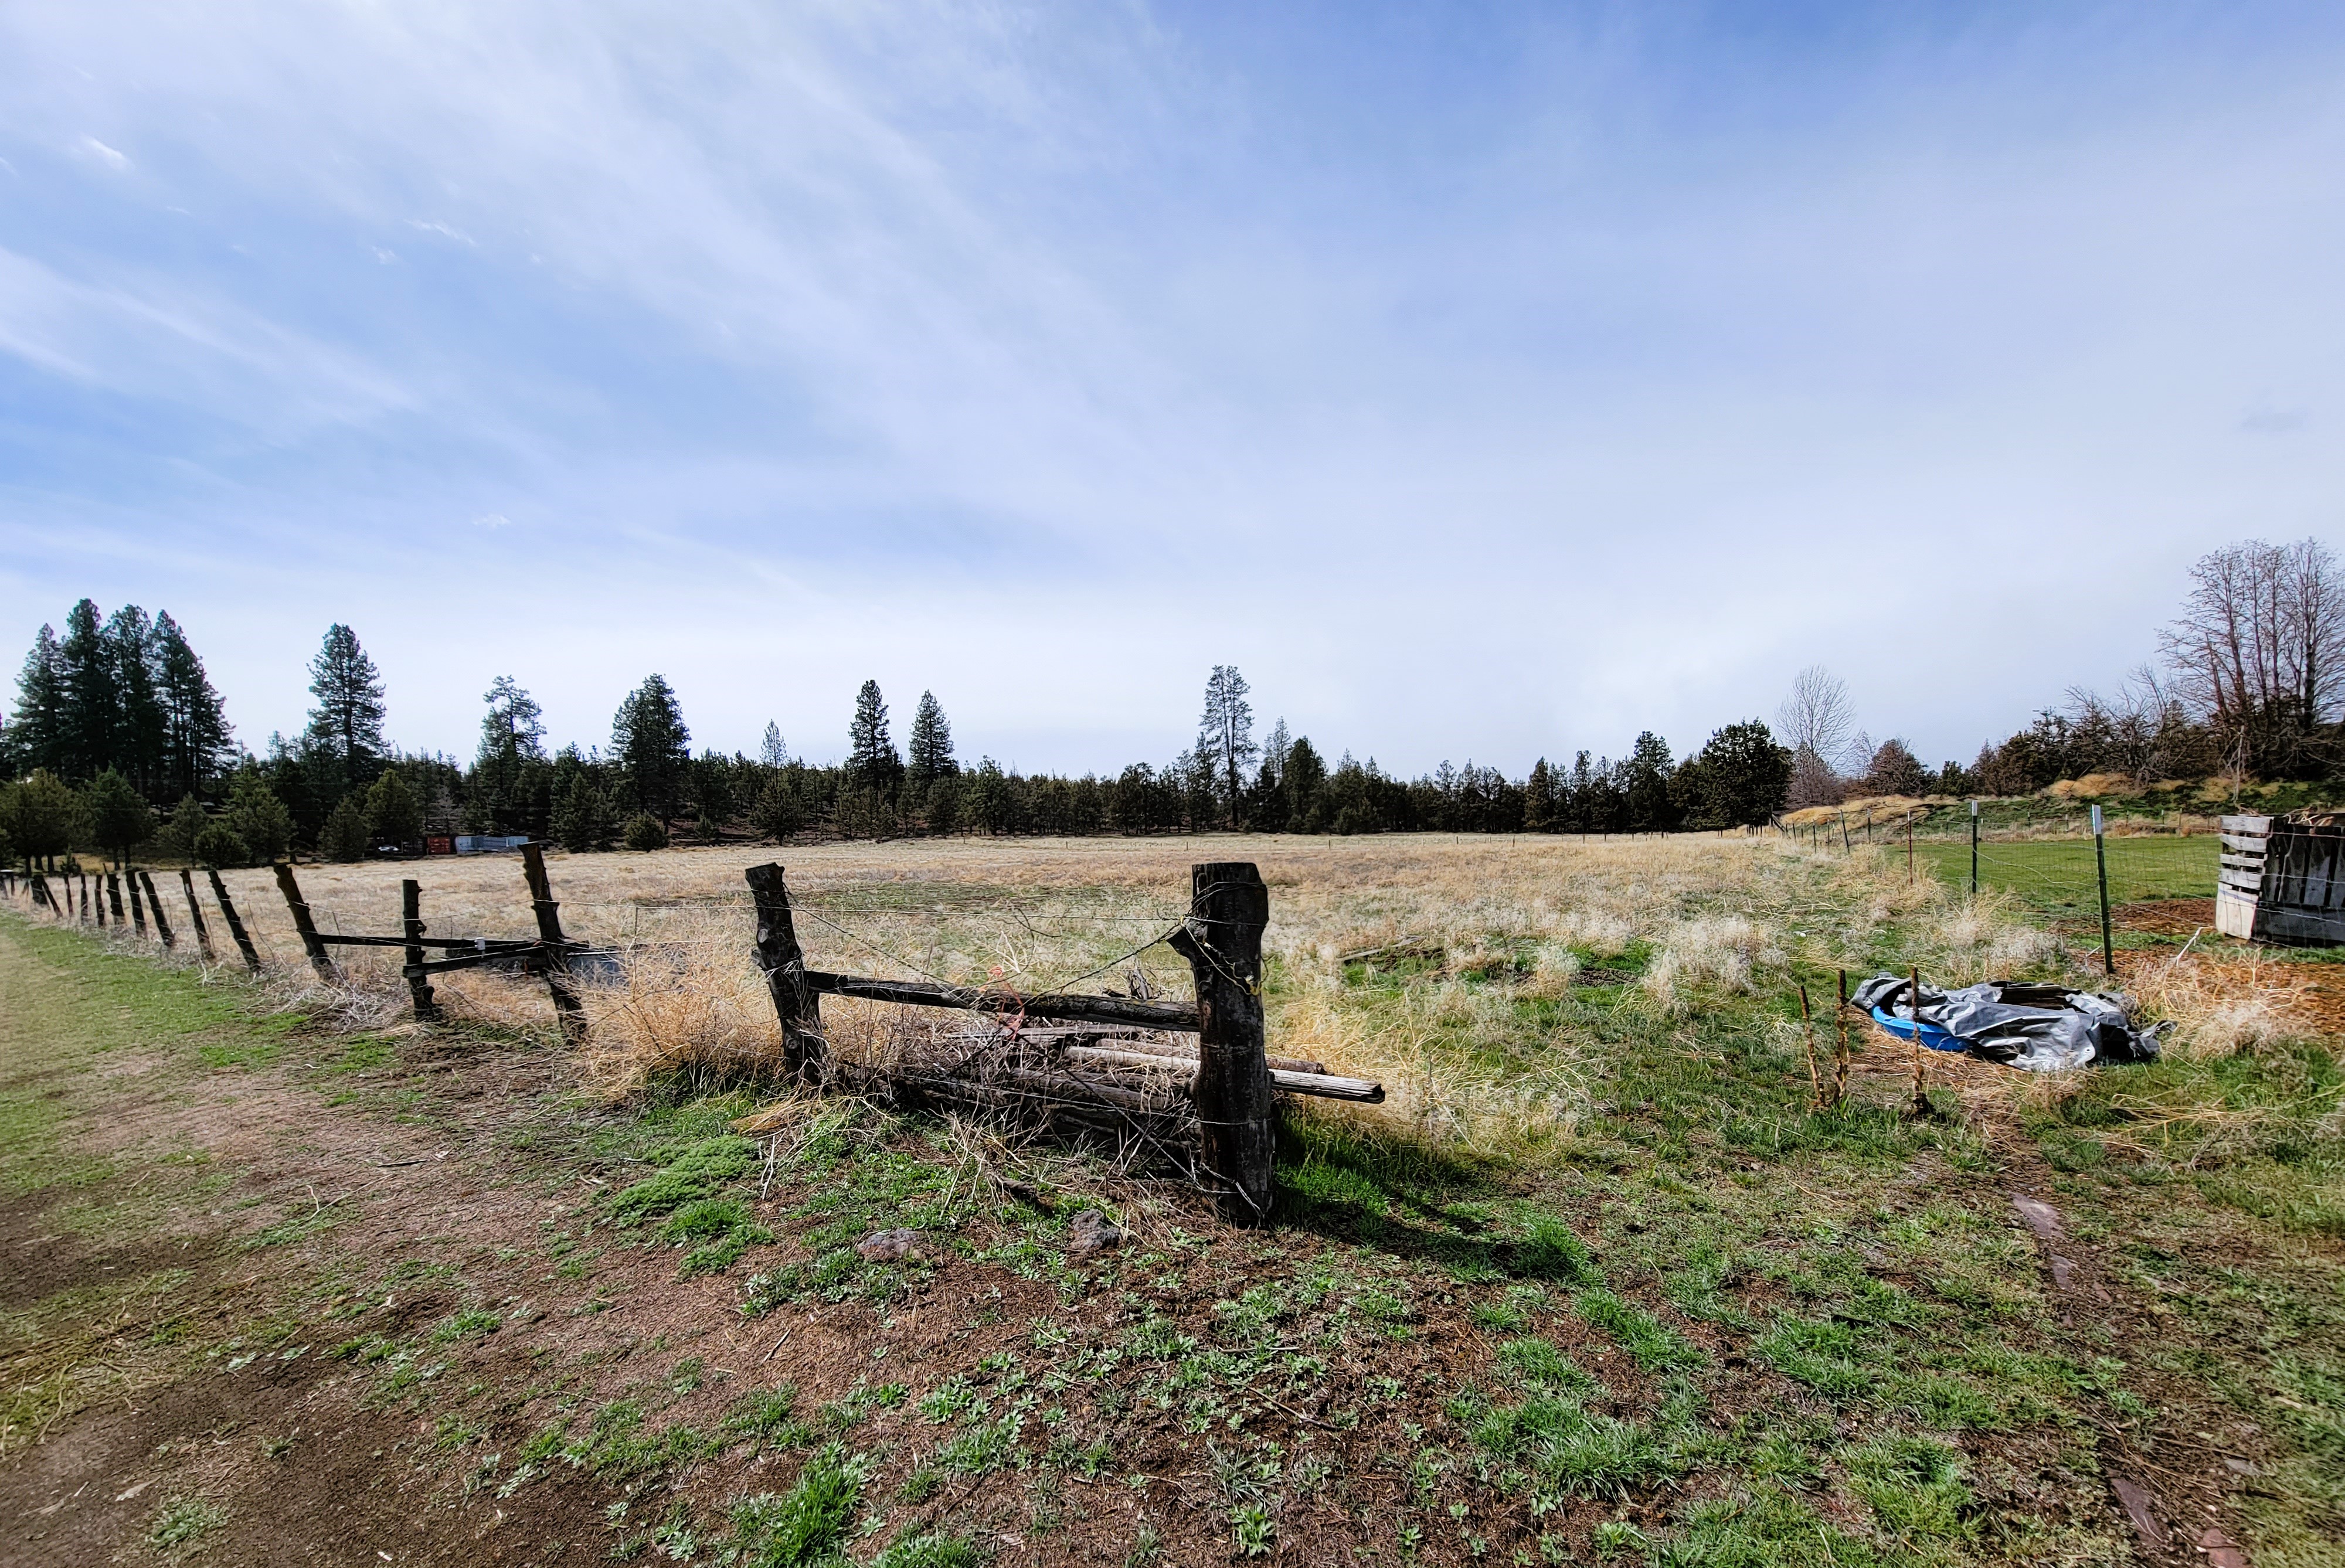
[2091,804,2115,978]
[1969,800,1979,897]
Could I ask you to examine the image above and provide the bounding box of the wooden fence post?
[744,863,825,1082]
[179,869,216,961]
[1169,860,1275,1224]
[518,843,587,1042]
[208,870,263,973]
[106,873,125,926]
[272,862,339,982]
[139,871,174,950]
[402,878,442,1023]
[128,872,149,938]
[30,872,53,916]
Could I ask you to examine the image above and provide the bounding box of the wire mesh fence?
[1912,832,2215,914]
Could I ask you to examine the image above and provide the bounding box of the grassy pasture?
[1909,833,2218,910]
[5,834,2341,1566]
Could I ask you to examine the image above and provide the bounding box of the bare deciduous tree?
[2157,538,2345,774]
[1776,665,1855,807]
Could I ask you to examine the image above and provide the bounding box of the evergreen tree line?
[0,621,1797,869]
[15,535,2324,870]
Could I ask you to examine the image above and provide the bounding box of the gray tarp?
[1850,975,2163,1072]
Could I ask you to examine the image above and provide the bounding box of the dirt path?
[0,921,611,1564]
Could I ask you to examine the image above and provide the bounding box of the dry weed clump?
[1901,892,2072,984]
[2123,950,2305,1059]
[582,928,789,1098]
[1640,913,1784,1015]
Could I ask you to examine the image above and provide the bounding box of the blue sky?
[2,2,2339,775]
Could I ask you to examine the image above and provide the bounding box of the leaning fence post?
[518,843,587,1042]
[128,872,150,938]
[402,877,442,1023]
[139,871,174,950]
[1169,860,1275,1225]
[272,862,339,982]
[179,869,216,962]
[745,863,825,1081]
[31,872,53,916]
[106,872,127,926]
[209,869,263,972]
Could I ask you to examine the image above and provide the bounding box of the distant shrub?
[624,812,670,852]
[193,822,251,869]
[321,798,371,862]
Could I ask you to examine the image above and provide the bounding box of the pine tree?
[1524,757,1556,832]
[478,676,546,763]
[152,613,233,800]
[552,773,615,853]
[1195,666,1258,828]
[155,794,206,863]
[321,797,371,862]
[750,776,804,842]
[1280,736,1327,831]
[303,624,387,796]
[4,770,81,868]
[81,769,153,867]
[223,768,294,862]
[57,600,120,783]
[8,624,68,778]
[105,606,166,797]
[1680,721,1793,828]
[364,770,425,846]
[611,675,691,825]
[475,677,546,831]
[1621,732,1678,832]
[847,680,902,788]
[760,722,787,769]
[906,692,956,787]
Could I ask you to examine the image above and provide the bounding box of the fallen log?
[1058,1038,1331,1075]
[1058,1044,1378,1101]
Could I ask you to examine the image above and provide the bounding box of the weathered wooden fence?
[270,845,592,1040]
[9,851,1385,1222]
[740,859,1381,1225]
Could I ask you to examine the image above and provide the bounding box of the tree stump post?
[208,870,263,972]
[402,878,442,1023]
[128,872,149,938]
[744,863,825,1083]
[106,873,125,926]
[271,862,339,982]
[179,869,216,962]
[139,872,174,950]
[1169,860,1275,1223]
[518,843,587,1042]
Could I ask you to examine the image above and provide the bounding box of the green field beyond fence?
[1910,834,2216,912]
